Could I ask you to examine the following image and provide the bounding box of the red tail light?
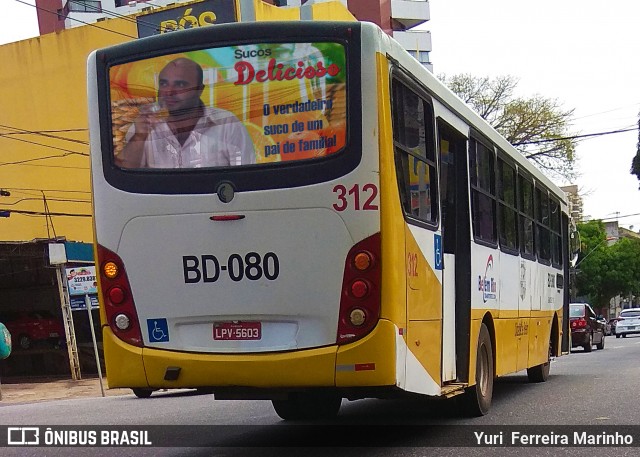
[571,318,587,329]
[97,244,143,347]
[337,233,381,344]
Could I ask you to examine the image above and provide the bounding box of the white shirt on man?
[127,107,255,168]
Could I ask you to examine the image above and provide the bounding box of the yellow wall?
[252,0,300,20]
[0,1,354,243]
[305,1,357,20]
[0,22,133,242]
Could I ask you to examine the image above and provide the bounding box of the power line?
[1,197,91,206]
[0,124,89,146]
[0,133,88,166]
[65,0,173,34]
[3,187,91,195]
[0,152,86,167]
[0,124,91,165]
[514,126,639,146]
[572,103,640,122]
[13,0,137,40]
[4,162,89,170]
[0,133,88,155]
[600,212,640,222]
[0,208,92,217]
[15,0,173,40]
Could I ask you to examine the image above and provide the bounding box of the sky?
[424,0,640,230]
[2,0,640,230]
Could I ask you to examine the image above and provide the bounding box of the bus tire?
[132,388,153,398]
[272,392,341,421]
[527,338,551,383]
[463,323,494,417]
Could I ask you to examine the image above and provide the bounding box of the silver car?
[615,308,640,338]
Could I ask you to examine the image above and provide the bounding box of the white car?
[615,308,640,338]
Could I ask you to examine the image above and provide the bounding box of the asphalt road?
[1,334,639,456]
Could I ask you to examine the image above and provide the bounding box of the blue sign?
[147,318,170,343]
[434,234,443,270]
[70,294,99,311]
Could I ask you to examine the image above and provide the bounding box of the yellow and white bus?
[88,21,572,419]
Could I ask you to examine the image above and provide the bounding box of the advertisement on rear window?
[109,42,347,169]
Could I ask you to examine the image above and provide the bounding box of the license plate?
[49,332,59,338]
[213,322,261,340]
[629,326,637,331]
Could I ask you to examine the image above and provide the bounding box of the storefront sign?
[136,0,237,38]
[70,294,99,311]
[66,266,98,296]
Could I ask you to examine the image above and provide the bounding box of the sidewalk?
[0,377,131,405]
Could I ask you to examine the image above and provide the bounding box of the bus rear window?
[108,42,347,169]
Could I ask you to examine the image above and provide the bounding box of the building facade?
[560,184,584,228]
[36,0,432,69]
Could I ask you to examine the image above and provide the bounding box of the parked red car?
[1,311,65,350]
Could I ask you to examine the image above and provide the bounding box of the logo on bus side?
[515,320,529,337]
[478,255,497,302]
[520,261,527,301]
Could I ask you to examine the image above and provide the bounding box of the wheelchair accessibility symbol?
[147,318,169,342]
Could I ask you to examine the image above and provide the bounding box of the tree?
[631,111,640,187]
[439,74,577,180]
[575,220,640,312]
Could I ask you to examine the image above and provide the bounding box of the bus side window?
[535,186,551,263]
[391,77,438,226]
[518,173,535,257]
[497,156,518,252]
[550,197,563,267]
[469,138,496,244]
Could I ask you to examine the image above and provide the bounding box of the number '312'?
[332,183,379,211]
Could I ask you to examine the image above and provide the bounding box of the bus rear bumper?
[103,320,400,392]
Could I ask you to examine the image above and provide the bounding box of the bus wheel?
[132,388,153,398]
[527,338,551,383]
[272,392,341,421]
[463,323,494,416]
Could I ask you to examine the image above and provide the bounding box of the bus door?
[437,119,471,384]
[393,76,443,395]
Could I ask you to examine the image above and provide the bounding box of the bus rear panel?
[89,22,402,397]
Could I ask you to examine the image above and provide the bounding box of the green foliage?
[575,221,640,309]
[439,74,576,181]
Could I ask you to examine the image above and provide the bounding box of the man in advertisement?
[116,57,255,169]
